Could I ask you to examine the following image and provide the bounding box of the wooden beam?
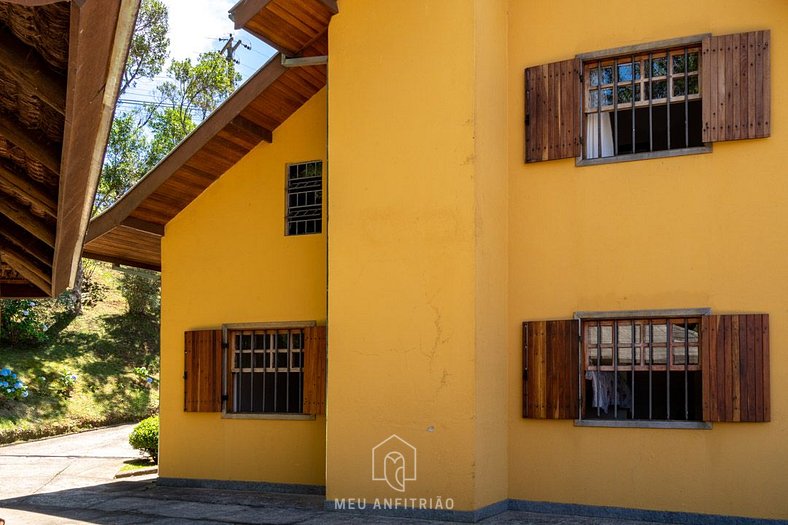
[229,115,273,143]
[82,250,161,272]
[0,27,67,114]
[0,244,51,285]
[51,0,139,295]
[0,195,55,247]
[86,54,287,243]
[229,0,270,30]
[0,216,53,266]
[0,112,61,174]
[0,162,57,218]
[0,248,51,296]
[121,217,164,236]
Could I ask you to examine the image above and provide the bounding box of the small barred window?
[286,160,322,236]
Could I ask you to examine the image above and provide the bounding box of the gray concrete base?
[158,476,326,495]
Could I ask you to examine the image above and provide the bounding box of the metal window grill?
[582,317,701,421]
[286,160,322,236]
[230,328,304,413]
[584,46,701,159]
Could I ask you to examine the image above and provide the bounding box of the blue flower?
[11,373,16,379]
[14,382,23,389]
[70,374,78,381]
[21,309,29,316]
[0,381,7,387]
[22,391,29,398]
[0,368,9,377]
[146,377,153,383]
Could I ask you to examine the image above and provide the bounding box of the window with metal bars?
[583,45,704,160]
[285,160,322,236]
[229,328,304,413]
[582,317,702,421]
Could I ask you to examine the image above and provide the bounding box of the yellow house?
[85,0,788,522]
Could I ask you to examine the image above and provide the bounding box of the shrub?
[0,300,48,346]
[119,270,160,316]
[129,415,159,463]
[0,367,29,403]
[54,371,78,398]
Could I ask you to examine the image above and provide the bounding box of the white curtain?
[585,112,614,159]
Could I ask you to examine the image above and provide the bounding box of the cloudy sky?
[120,0,275,107]
[163,0,273,76]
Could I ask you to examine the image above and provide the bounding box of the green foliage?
[132,366,158,388]
[80,260,109,308]
[0,262,160,444]
[145,106,196,168]
[0,367,28,404]
[0,300,49,346]
[121,0,169,95]
[119,270,161,316]
[129,415,159,463]
[94,113,150,213]
[53,371,78,399]
[158,51,241,119]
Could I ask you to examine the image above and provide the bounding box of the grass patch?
[119,458,157,472]
[0,263,160,444]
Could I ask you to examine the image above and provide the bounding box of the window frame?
[221,321,317,420]
[573,308,711,429]
[285,160,323,236]
[574,34,713,167]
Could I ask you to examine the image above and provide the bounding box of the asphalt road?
[0,424,140,523]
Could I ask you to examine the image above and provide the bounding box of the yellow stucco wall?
[158,89,327,486]
[326,0,509,511]
[508,0,788,519]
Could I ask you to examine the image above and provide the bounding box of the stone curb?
[114,467,158,479]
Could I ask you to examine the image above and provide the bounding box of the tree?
[120,0,169,96]
[158,51,241,121]
[94,113,150,212]
[96,51,241,215]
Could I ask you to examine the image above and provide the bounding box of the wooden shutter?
[525,58,581,163]
[701,314,770,422]
[522,319,579,418]
[184,329,223,412]
[702,31,770,143]
[303,325,327,415]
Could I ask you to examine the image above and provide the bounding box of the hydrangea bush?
[0,367,29,402]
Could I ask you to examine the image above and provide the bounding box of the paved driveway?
[0,426,667,524]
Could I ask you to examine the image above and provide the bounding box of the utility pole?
[218,33,251,64]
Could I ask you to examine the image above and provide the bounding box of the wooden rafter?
[120,217,164,236]
[0,215,53,266]
[0,195,55,247]
[0,246,51,295]
[0,161,57,218]
[0,111,61,174]
[0,27,67,115]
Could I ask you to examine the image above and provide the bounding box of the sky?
[118,0,275,109]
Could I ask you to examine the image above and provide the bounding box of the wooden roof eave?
[85,53,286,247]
[229,0,337,55]
[48,0,140,296]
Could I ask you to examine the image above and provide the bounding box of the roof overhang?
[83,0,335,271]
[0,0,139,297]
